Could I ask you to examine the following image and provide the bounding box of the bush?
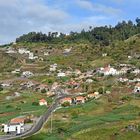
[0,86,3,91]
[6,105,13,108]
[71,111,78,119]
[32,102,39,106]
[41,89,46,93]
[62,102,70,107]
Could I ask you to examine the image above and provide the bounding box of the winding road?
[0,95,70,140]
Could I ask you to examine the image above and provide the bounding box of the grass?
[0,91,51,123]
[23,96,140,140]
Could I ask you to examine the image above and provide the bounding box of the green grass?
[23,98,140,140]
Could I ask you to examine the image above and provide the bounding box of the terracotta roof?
[88,93,96,97]
[10,118,25,124]
[61,97,72,101]
[136,83,140,87]
[39,99,47,103]
[76,96,85,100]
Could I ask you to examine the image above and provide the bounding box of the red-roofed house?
[10,117,25,124]
[134,83,140,93]
[75,96,85,104]
[39,99,47,106]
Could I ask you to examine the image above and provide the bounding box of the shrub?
[32,102,39,106]
[62,102,70,107]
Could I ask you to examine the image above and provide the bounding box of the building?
[134,83,140,93]
[22,71,34,77]
[10,117,25,124]
[3,123,24,134]
[3,117,25,134]
[11,68,21,74]
[75,96,85,104]
[87,93,96,98]
[50,64,57,72]
[99,65,118,76]
[18,48,30,54]
[39,99,47,106]
[132,69,140,74]
[57,72,66,77]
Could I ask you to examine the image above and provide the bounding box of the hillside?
[0,30,140,140]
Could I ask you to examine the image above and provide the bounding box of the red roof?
[136,83,140,87]
[39,99,47,103]
[76,96,85,101]
[10,118,25,124]
[61,97,72,102]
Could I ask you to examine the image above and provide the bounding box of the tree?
[62,102,70,107]
[136,17,140,27]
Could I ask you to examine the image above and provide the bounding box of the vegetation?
[16,18,140,46]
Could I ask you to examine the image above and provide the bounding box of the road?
[0,95,70,140]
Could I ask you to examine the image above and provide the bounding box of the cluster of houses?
[60,92,100,106]
[99,64,140,76]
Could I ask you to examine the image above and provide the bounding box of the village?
[0,45,140,137]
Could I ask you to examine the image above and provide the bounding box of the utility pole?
[50,112,53,133]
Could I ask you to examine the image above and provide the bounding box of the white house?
[6,48,16,54]
[63,47,72,54]
[86,79,93,83]
[11,68,21,74]
[99,65,118,76]
[50,64,57,72]
[132,69,140,74]
[18,48,30,54]
[3,123,24,134]
[1,82,12,87]
[39,99,47,106]
[134,83,140,93]
[57,72,66,77]
[22,71,34,77]
[28,52,38,60]
[44,52,49,56]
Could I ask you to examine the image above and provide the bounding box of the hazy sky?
[0,0,139,44]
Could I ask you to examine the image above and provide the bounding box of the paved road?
[0,95,70,140]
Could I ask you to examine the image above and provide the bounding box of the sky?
[0,0,140,44]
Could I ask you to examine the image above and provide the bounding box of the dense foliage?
[16,18,140,46]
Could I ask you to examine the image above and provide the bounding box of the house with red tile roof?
[75,96,85,104]
[87,93,96,98]
[134,83,140,93]
[39,99,47,106]
[10,117,25,124]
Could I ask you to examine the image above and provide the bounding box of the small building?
[134,83,140,93]
[18,48,30,54]
[50,64,57,72]
[60,97,72,104]
[75,96,85,104]
[57,72,66,77]
[11,68,21,74]
[2,117,25,134]
[99,65,118,76]
[88,92,99,98]
[3,123,24,134]
[39,99,47,106]
[86,79,93,83]
[10,117,25,124]
[22,71,34,77]
[88,93,96,98]
[132,69,140,74]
